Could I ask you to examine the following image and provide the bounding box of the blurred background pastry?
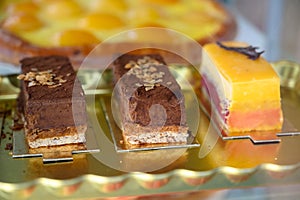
[0,0,236,67]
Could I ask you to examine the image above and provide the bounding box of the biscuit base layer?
[25,125,87,148]
[123,123,189,145]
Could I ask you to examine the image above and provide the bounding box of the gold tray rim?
[0,163,299,197]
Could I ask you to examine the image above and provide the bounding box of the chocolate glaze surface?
[20,56,83,100]
[19,55,86,135]
[113,54,186,128]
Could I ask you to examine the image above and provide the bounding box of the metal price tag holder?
[100,98,200,153]
[199,92,300,145]
[12,116,100,164]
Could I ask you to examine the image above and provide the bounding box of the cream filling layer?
[200,50,231,109]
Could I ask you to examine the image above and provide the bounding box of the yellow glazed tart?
[0,0,236,67]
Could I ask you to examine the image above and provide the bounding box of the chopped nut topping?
[145,86,154,91]
[17,74,25,80]
[125,56,166,91]
[59,79,67,83]
[148,66,157,72]
[144,83,154,87]
[17,69,67,88]
[28,81,36,87]
[125,61,139,69]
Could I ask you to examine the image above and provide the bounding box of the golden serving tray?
[0,61,300,199]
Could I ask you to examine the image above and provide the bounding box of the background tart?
[0,0,236,68]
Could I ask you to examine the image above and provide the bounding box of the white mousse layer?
[200,50,232,111]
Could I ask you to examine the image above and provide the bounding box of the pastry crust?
[122,121,189,144]
[28,143,87,156]
[0,29,91,68]
[25,125,87,148]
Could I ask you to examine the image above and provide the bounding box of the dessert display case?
[0,0,300,199]
[1,61,300,199]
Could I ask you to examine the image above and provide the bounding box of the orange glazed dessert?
[200,41,283,134]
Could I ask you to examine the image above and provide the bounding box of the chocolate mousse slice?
[113,54,189,145]
[18,55,87,148]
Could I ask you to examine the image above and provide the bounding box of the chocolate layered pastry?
[113,54,189,145]
[18,55,87,148]
[200,41,283,134]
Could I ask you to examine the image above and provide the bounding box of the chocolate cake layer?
[18,55,87,148]
[113,54,188,145]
